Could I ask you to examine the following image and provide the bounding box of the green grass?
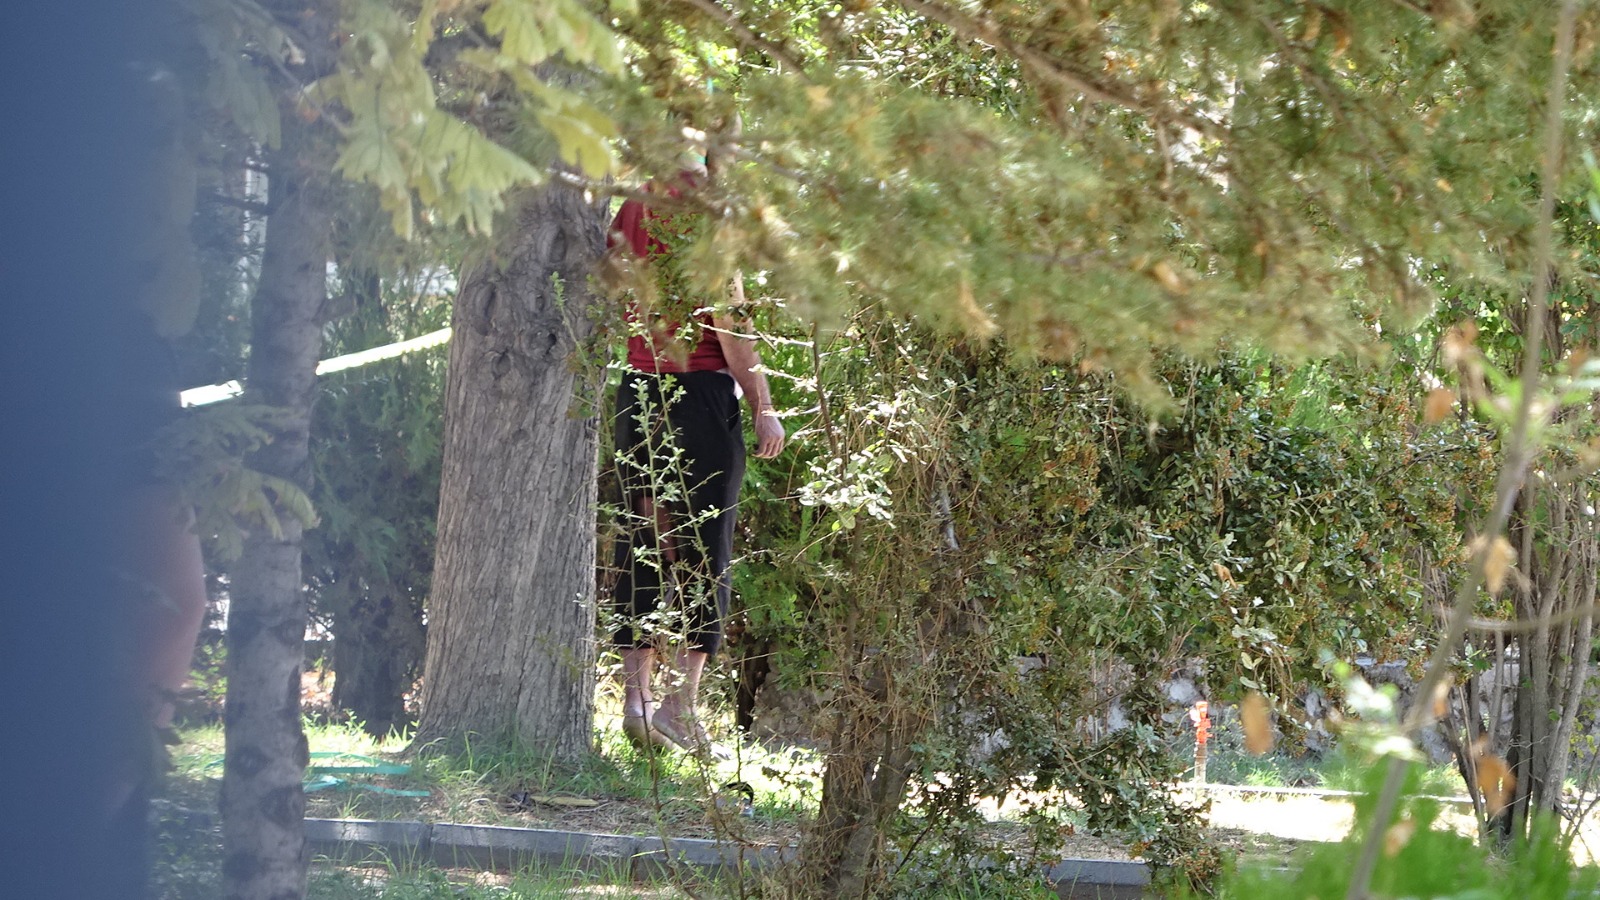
[152,782,708,900]
[158,843,688,900]
[403,718,819,826]
[1315,746,1464,797]
[1199,748,1322,789]
[1195,742,1466,797]
[157,720,714,900]
[170,712,823,833]
[167,713,1485,897]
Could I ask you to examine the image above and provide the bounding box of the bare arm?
[713,279,784,459]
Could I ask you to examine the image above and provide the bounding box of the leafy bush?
[1182,763,1600,900]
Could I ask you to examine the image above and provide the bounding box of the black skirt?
[609,369,745,656]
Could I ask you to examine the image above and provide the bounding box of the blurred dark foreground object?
[0,2,170,898]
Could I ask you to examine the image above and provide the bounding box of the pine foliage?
[611,1,1598,390]
[320,0,627,236]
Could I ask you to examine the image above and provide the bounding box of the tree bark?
[331,585,425,737]
[1501,476,1598,840]
[220,104,334,900]
[417,180,608,760]
[802,656,923,899]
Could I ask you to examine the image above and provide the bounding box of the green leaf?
[335,117,415,235]
[482,0,550,64]
[414,0,440,54]
[536,109,615,179]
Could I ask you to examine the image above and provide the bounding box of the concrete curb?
[429,823,640,873]
[630,836,795,880]
[305,817,1149,893]
[1047,857,1150,887]
[304,819,431,866]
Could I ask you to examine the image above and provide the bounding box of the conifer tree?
[174,1,1600,895]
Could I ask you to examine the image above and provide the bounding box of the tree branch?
[670,0,810,78]
[1470,598,1600,635]
[899,0,1226,141]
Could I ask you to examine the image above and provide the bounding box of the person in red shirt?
[607,155,784,755]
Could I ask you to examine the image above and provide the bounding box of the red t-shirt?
[608,179,727,374]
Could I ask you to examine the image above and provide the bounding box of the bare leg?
[120,485,208,731]
[106,486,209,819]
[619,646,676,750]
[617,489,684,750]
[654,648,708,728]
[656,649,729,759]
[620,647,656,719]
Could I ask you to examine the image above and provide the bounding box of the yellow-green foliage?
[320,0,622,236]
[614,1,1599,392]
[153,403,319,563]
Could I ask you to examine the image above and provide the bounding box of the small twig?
[1383,0,1448,20]
[1468,599,1600,635]
[1367,446,1477,485]
[1154,123,1175,193]
[1564,732,1600,849]
[811,321,845,469]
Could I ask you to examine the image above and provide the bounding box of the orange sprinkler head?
[1189,701,1211,744]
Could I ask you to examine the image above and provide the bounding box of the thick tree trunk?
[331,586,425,736]
[417,180,608,760]
[221,110,334,900]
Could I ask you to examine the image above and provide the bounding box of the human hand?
[753,408,785,459]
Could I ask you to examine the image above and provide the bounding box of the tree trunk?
[801,653,924,899]
[417,180,608,760]
[1500,476,1598,840]
[221,107,334,900]
[733,631,772,733]
[331,585,425,737]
